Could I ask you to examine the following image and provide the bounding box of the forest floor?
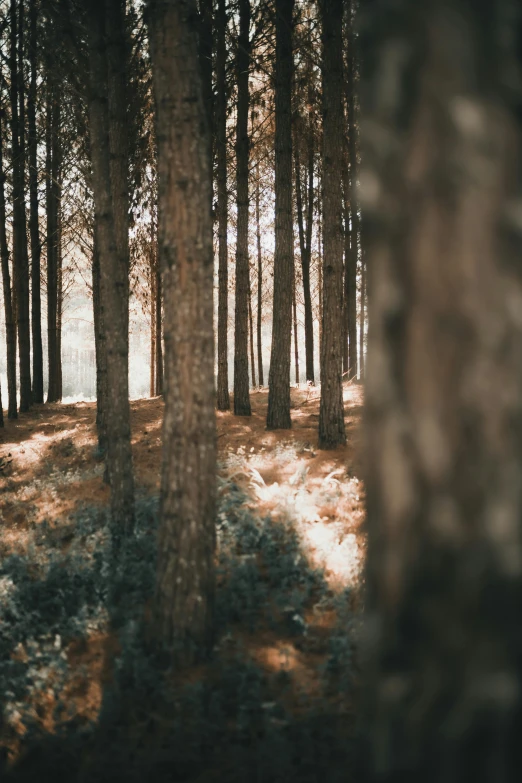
[0,385,365,782]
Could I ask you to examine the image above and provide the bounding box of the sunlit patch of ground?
[0,383,364,773]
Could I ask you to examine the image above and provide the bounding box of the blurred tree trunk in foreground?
[361,1,522,781]
[148,0,216,663]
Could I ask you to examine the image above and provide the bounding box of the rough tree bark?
[148,0,216,663]
[267,0,295,429]
[233,0,252,416]
[361,1,522,780]
[10,0,31,412]
[216,0,230,410]
[318,0,346,448]
[87,0,135,535]
[0,105,17,419]
[346,1,359,380]
[28,0,43,404]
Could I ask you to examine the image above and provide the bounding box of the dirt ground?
[0,384,365,766]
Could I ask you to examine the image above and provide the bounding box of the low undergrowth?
[1,482,358,782]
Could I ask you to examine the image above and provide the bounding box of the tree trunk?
[155,260,163,395]
[28,0,43,404]
[87,0,134,535]
[293,276,299,385]
[317,204,322,354]
[0,106,17,419]
[92,232,108,454]
[295,95,315,384]
[359,252,365,379]
[150,243,156,397]
[10,0,31,412]
[0,381,3,427]
[198,0,213,201]
[318,0,346,448]
[361,1,522,780]
[248,269,256,387]
[46,68,62,404]
[56,207,63,399]
[267,0,294,430]
[216,0,230,410]
[255,162,264,386]
[148,0,216,664]
[346,3,359,381]
[233,0,252,416]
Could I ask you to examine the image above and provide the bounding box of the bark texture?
[361,1,522,780]
[87,0,134,534]
[318,0,346,448]
[148,0,216,663]
[267,0,295,429]
[216,0,230,410]
[233,0,252,416]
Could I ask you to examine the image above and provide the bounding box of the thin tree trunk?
[295,98,315,384]
[255,162,264,386]
[216,0,230,409]
[148,0,216,664]
[150,243,156,397]
[28,0,43,404]
[248,270,256,387]
[359,252,365,379]
[56,204,63,399]
[267,0,294,429]
[92,231,108,454]
[318,204,322,356]
[87,0,134,535]
[155,260,163,395]
[318,0,346,448]
[0,105,17,419]
[0,381,3,427]
[362,1,522,779]
[10,0,31,412]
[46,61,62,404]
[293,276,299,385]
[233,0,252,416]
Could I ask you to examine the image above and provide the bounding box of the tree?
[0,99,17,420]
[318,0,345,448]
[148,0,216,663]
[87,0,135,534]
[233,0,252,416]
[215,0,230,410]
[10,0,31,412]
[28,0,43,404]
[361,0,522,779]
[255,161,264,386]
[45,51,62,403]
[344,0,359,381]
[267,0,295,430]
